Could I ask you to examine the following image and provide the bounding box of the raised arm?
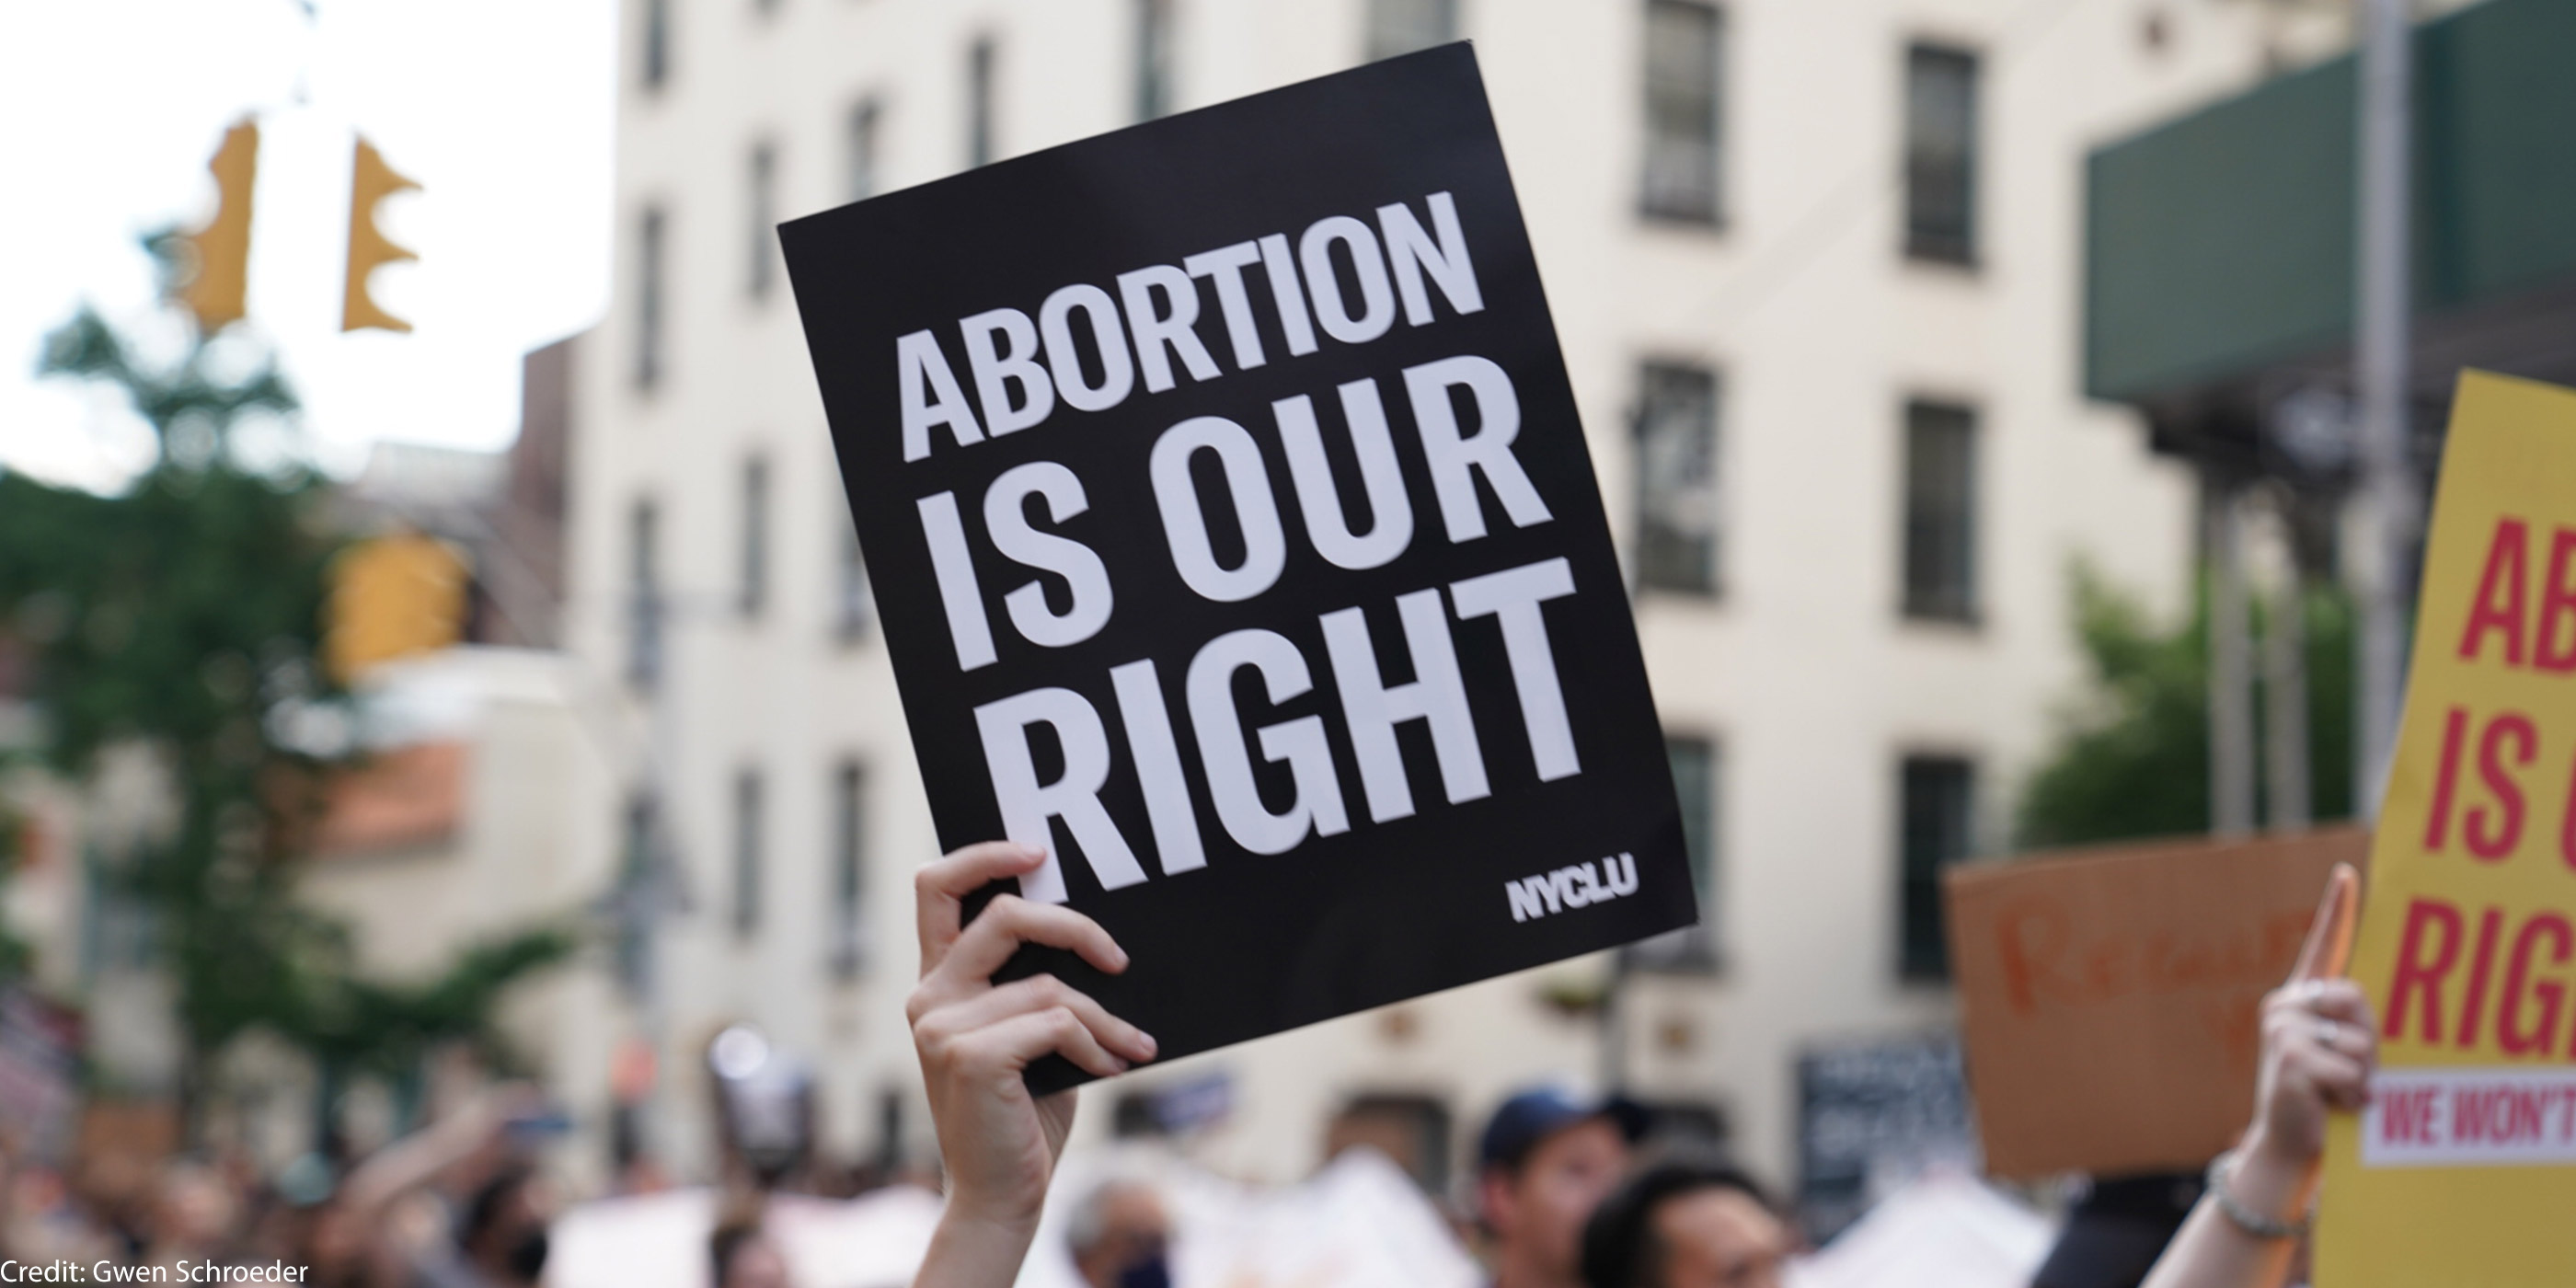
[909,842,1160,1288]
[2142,865,2373,1288]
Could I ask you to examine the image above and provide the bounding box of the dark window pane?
[1641,0,1723,223]
[733,769,765,938]
[1904,44,1978,263]
[1365,0,1457,62]
[1899,756,1974,980]
[847,99,881,202]
[967,38,997,167]
[627,499,661,688]
[831,762,867,977]
[1902,401,1976,622]
[636,206,665,391]
[643,0,671,89]
[747,143,777,300]
[740,456,769,618]
[1636,362,1720,594]
[1135,0,1174,121]
[1632,736,1719,970]
[835,509,871,642]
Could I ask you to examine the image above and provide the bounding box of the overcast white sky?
[0,0,616,490]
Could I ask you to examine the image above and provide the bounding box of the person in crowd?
[1064,1176,1171,1288]
[1575,1153,1792,1288]
[711,1207,795,1288]
[905,842,1159,1288]
[2140,867,2371,1288]
[140,1160,241,1274]
[1476,1087,1643,1288]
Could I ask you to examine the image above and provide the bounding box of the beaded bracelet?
[2205,1153,2313,1240]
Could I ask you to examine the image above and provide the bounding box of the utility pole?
[2353,0,2416,820]
[2208,477,2256,838]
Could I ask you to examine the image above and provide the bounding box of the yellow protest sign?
[2317,371,2576,1286]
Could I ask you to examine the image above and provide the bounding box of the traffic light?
[325,531,471,682]
[175,120,260,334]
[343,136,418,332]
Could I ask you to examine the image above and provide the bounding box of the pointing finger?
[2291,863,2361,983]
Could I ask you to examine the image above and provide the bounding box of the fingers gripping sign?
[908,842,1158,1288]
[2143,864,2374,1288]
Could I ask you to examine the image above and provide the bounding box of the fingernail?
[1136,1030,1158,1059]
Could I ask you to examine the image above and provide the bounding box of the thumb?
[2290,863,2361,983]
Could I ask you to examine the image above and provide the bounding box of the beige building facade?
[553,0,2334,1199]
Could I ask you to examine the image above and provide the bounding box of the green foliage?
[5,246,571,1112]
[2017,564,2355,849]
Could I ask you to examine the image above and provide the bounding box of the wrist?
[2223,1135,2317,1225]
[940,1191,1046,1242]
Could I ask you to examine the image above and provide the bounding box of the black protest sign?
[782,44,1693,1090]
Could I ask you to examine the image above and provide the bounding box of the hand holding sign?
[908,842,1158,1288]
[2143,865,2375,1288]
[2246,865,2375,1171]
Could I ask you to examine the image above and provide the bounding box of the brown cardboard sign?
[1944,827,2366,1179]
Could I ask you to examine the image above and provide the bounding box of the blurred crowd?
[1,1086,571,1288]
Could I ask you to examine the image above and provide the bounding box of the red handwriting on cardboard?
[1995,895,2313,1018]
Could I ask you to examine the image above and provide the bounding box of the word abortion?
[895,191,1484,462]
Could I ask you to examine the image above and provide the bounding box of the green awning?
[2085,0,2576,408]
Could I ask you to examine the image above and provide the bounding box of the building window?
[834,506,871,642]
[643,0,672,89]
[1901,400,1977,623]
[627,498,662,689]
[614,793,660,994]
[1903,43,1979,264]
[636,205,666,392]
[1899,755,1974,981]
[1640,0,1723,224]
[739,455,770,619]
[1633,736,1719,970]
[1324,1094,1453,1194]
[967,37,997,167]
[830,761,867,977]
[1135,0,1174,121]
[747,142,778,301]
[1365,0,1457,62]
[1634,362,1720,595]
[847,98,881,202]
[732,767,765,939]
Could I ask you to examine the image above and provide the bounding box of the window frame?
[1896,753,1976,983]
[746,140,779,302]
[829,759,868,979]
[1902,41,1981,266]
[1639,0,1726,226]
[846,98,883,204]
[739,454,771,620]
[731,765,765,940]
[1632,360,1724,598]
[1363,0,1460,63]
[626,496,662,690]
[1134,0,1175,121]
[966,37,998,168]
[635,204,666,393]
[1628,732,1724,973]
[1899,398,1980,626]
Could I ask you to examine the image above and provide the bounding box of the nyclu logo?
[1507,853,1639,922]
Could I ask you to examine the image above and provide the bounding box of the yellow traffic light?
[343,137,419,333]
[326,532,471,683]
[176,120,260,334]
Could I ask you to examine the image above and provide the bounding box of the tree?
[2017,565,2355,849]
[2,236,571,1130]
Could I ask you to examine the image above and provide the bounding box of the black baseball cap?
[1478,1087,1652,1172]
